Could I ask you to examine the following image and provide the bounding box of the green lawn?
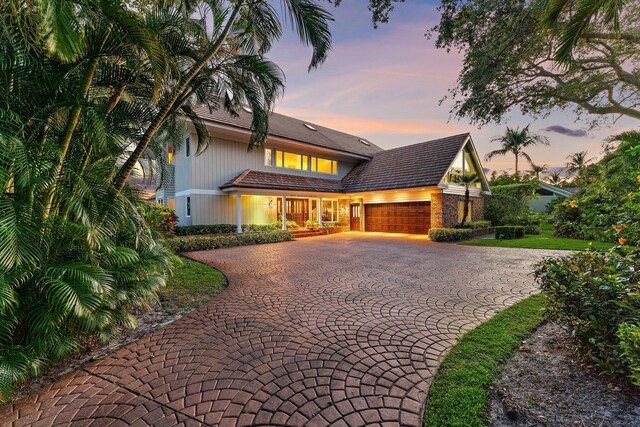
[158,257,227,313]
[459,223,615,251]
[424,295,547,427]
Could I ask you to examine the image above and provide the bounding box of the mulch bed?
[489,322,640,426]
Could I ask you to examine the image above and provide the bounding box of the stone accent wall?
[441,193,485,228]
[358,198,365,232]
[430,192,444,228]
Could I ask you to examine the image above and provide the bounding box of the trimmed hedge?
[174,223,277,236]
[168,230,293,252]
[461,220,491,229]
[495,226,525,240]
[428,228,474,242]
[524,224,541,235]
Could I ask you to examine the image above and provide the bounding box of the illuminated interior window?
[317,158,334,174]
[265,148,272,166]
[169,198,174,210]
[283,152,302,169]
[458,200,473,222]
[167,146,173,165]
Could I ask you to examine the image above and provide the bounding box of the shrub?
[175,223,278,236]
[167,230,294,253]
[243,223,277,233]
[536,247,640,379]
[495,226,525,239]
[484,182,539,226]
[305,219,320,229]
[461,220,491,229]
[323,221,341,228]
[275,220,301,229]
[524,224,541,234]
[428,228,473,242]
[142,204,178,234]
[619,323,640,386]
[175,224,237,236]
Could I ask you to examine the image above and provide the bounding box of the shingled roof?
[221,134,472,194]
[341,134,470,192]
[221,170,344,193]
[194,106,383,157]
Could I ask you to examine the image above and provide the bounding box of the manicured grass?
[459,223,615,251]
[424,295,547,427]
[158,257,227,312]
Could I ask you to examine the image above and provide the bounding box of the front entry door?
[350,204,361,231]
[278,198,309,226]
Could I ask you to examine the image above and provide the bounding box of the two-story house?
[156,106,491,234]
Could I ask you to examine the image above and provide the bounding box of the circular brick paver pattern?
[1,233,563,426]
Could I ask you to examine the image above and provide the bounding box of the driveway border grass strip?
[424,294,547,427]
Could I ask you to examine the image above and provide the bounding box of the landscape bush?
[305,219,320,229]
[142,204,179,234]
[275,220,301,229]
[174,223,278,236]
[428,228,473,242]
[322,221,341,228]
[461,220,491,229]
[494,226,525,239]
[536,247,640,381]
[619,323,640,386]
[167,230,293,252]
[524,224,541,235]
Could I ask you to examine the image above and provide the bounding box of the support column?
[236,192,242,234]
[359,198,365,232]
[318,197,323,225]
[282,195,287,230]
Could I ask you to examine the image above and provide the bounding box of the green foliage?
[618,323,640,386]
[425,295,547,427]
[174,224,277,236]
[323,221,341,228]
[485,126,548,175]
[428,228,473,242]
[461,220,491,229]
[276,220,301,229]
[142,204,178,234]
[495,226,525,240]
[430,0,640,126]
[484,183,539,227]
[523,224,541,235]
[536,247,640,380]
[305,219,320,229]
[167,231,293,253]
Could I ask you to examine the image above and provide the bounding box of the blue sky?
[267,0,636,174]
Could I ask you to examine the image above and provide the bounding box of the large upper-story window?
[444,144,482,188]
[265,148,336,175]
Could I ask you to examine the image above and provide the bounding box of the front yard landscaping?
[458,222,615,251]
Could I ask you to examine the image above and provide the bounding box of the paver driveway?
[1,233,562,427]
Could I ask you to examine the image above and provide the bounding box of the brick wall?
[430,193,444,228]
[338,199,350,228]
[440,193,485,228]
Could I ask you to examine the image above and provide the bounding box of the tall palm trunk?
[514,151,519,176]
[114,1,244,192]
[461,185,470,226]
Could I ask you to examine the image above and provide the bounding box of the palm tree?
[542,0,631,62]
[450,173,479,226]
[547,172,564,185]
[529,163,548,179]
[565,151,595,177]
[485,126,549,177]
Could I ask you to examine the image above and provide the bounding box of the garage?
[364,202,431,234]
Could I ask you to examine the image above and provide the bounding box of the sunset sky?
[268,0,636,174]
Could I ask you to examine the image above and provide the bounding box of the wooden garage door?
[365,202,431,234]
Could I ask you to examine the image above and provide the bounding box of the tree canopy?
[430,0,640,125]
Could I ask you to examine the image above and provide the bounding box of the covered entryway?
[365,202,431,234]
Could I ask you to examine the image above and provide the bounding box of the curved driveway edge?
[1,233,562,426]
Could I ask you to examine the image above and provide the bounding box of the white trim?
[175,189,226,197]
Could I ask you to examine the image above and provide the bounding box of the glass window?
[185,136,191,158]
[275,150,283,167]
[317,158,333,174]
[169,198,174,210]
[311,157,317,172]
[167,146,173,165]
[302,155,308,171]
[186,196,191,217]
[283,152,302,169]
[322,199,339,222]
[265,148,272,166]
